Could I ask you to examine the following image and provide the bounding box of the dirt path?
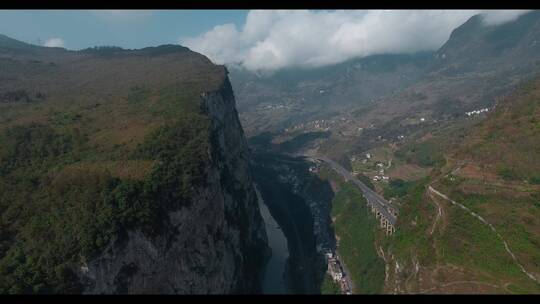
[418,280,503,294]
[428,186,539,285]
[428,192,443,235]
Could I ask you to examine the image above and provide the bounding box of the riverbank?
[256,185,290,294]
[252,152,330,294]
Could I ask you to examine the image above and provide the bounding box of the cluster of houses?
[284,115,360,134]
[325,252,352,295]
[372,175,389,182]
[356,153,391,182]
[372,162,390,182]
[285,119,333,133]
[465,107,489,117]
[263,103,289,110]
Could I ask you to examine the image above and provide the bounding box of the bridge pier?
[386,224,395,235]
[363,199,397,236]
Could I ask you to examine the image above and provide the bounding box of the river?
[256,185,290,294]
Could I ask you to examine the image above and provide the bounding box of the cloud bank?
[43,38,65,48]
[181,10,530,72]
[480,10,530,25]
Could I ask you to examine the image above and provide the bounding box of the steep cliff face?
[0,35,269,294]
[79,75,269,294]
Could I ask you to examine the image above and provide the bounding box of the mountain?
[233,11,540,294]
[433,11,540,74]
[233,11,540,145]
[384,75,540,294]
[0,36,269,294]
[0,34,40,51]
[308,10,540,161]
[230,52,433,136]
[329,12,540,293]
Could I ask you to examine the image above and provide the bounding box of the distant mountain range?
[233,10,540,293]
[231,11,540,138]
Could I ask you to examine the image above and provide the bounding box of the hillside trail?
[427,191,444,235]
[427,185,539,285]
[418,280,503,294]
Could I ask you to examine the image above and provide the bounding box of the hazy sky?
[0,10,531,72]
[0,10,247,50]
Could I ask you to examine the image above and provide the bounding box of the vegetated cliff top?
[0,34,233,293]
[0,34,227,102]
[0,34,229,151]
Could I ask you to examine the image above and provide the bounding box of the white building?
[332,271,342,281]
[465,108,489,117]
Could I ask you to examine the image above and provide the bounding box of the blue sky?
[0,10,248,50]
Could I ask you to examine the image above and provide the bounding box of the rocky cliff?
[78,74,269,294]
[0,36,269,294]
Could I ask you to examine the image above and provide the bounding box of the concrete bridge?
[305,155,398,235]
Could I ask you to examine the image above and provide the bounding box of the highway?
[305,155,398,226]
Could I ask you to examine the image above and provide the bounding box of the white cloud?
[181,10,531,72]
[43,38,65,48]
[480,10,531,25]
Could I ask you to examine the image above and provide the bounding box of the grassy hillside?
[439,77,540,289]
[457,79,540,182]
[382,76,540,294]
[0,38,228,293]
